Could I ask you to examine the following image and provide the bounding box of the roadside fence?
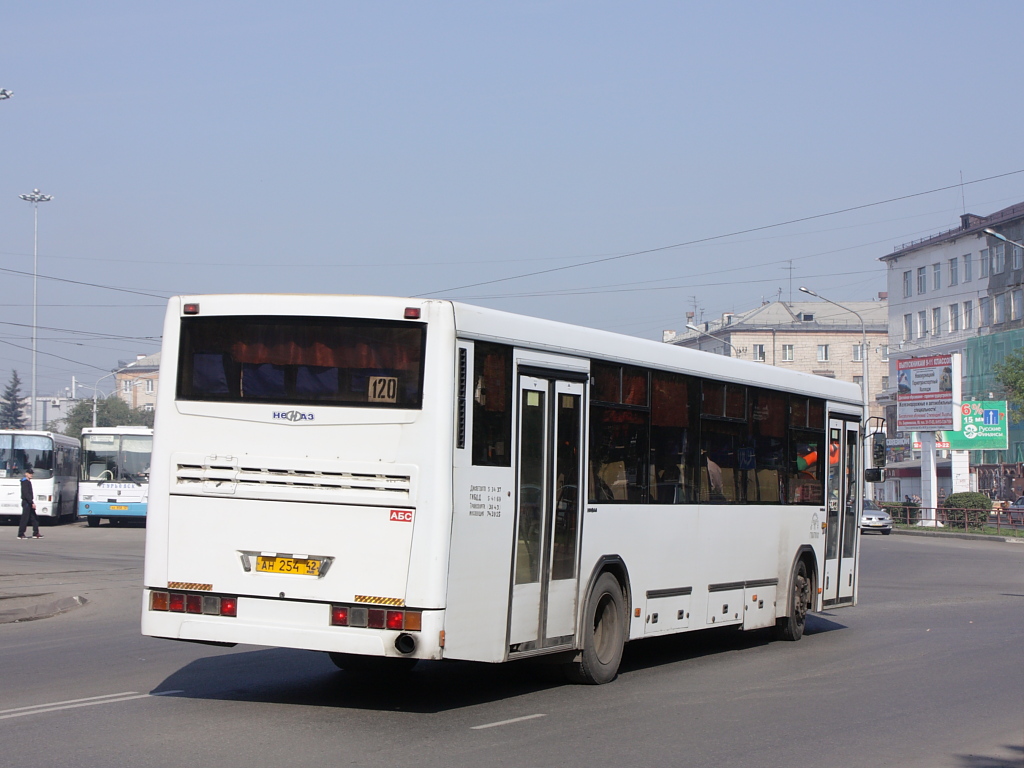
[880,503,1024,538]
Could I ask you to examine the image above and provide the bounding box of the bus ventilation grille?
[175,462,412,497]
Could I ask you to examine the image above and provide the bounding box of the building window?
[145,379,154,394]
[1014,289,1023,321]
[917,266,927,294]
[980,296,992,326]
[980,249,990,278]
[932,263,941,290]
[143,403,155,412]
[918,310,928,337]
[903,314,913,342]
[949,303,960,332]
[994,243,1006,274]
[963,253,972,282]
[753,344,766,362]
[853,376,863,387]
[963,300,973,329]
[817,344,830,362]
[880,345,889,362]
[903,271,912,298]
[782,344,794,361]
[1015,246,1024,271]
[932,307,941,335]
[948,257,958,286]
[996,293,1007,324]
[853,344,864,362]
[881,375,889,390]
[122,380,131,393]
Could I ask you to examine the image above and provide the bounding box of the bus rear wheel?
[86,517,100,528]
[776,560,810,641]
[565,572,626,685]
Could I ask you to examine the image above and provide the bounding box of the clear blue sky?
[2,1,1023,398]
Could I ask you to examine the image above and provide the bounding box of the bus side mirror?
[864,468,883,483]
[872,433,886,468]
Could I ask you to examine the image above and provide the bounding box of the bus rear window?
[177,316,426,409]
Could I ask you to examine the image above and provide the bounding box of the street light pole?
[19,189,53,430]
[684,323,744,357]
[799,287,869,417]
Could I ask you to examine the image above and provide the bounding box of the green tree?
[993,347,1024,422]
[0,370,27,429]
[58,396,155,440]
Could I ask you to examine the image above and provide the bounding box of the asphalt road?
[1,522,1022,768]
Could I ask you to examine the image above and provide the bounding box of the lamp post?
[982,227,1024,253]
[684,323,744,357]
[19,189,53,430]
[799,287,869,417]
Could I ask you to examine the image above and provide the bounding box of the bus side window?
[472,342,512,467]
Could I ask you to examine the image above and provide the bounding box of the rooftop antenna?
[960,170,966,215]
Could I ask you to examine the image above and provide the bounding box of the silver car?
[861,499,893,534]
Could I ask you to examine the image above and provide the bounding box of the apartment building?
[881,201,1024,463]
[114,352,160,412]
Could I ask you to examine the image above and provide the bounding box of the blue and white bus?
[79,426,153,527]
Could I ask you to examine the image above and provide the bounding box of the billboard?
[896,354,960,431]
[943,401,1008,451]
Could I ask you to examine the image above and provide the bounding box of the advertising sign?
[896,354,959,431]
[942,401,1008,450]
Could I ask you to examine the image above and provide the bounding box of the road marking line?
[0,692,139,716]
[471,713,546,730]
[0,690,184,721]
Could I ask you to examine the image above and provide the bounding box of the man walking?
[18,467,42,540]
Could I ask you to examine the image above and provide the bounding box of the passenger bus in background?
[0,430,80,525]
[79,426,154,527]
[143,295,865,684]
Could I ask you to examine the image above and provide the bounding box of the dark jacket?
[21,476,34,507]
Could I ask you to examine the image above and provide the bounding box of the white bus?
[79,426,154,527]
[0,430,81,525]
[143,295,864,683]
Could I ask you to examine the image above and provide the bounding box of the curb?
[0,593,88,624]
[892,528,1024,544]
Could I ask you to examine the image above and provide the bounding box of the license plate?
[110,505,129,511]
[256,556,321,576]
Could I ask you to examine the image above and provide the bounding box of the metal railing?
[879,504,1024,538]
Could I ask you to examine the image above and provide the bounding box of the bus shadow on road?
[151,647,571,713]
[151,613,849,713]
[617,613,847,676]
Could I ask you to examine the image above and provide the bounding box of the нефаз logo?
[272,410,315,422]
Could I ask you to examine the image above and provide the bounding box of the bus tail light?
[330,604,421,631]
[150,590,237,617]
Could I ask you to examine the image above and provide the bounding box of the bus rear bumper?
[141,590,445,660]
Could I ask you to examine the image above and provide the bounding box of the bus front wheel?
[776,560,810,641]
[565,572,626,685]
[86,517,100,528]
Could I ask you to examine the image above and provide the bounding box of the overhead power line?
[416,168,1024,297]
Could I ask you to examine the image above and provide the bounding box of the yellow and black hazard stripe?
[353,595,405,607]
[167,582,213,591]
